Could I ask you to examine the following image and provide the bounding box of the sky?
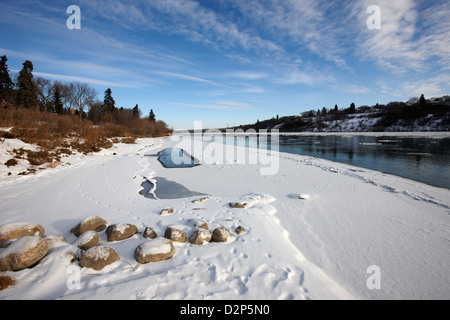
[1,0,449,130]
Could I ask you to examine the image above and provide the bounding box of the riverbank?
[1,136,449,300]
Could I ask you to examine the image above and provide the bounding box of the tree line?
[0,55,169,137]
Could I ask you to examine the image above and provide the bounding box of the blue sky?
[1,0,449,129]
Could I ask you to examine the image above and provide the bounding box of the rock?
[212,227,235,243]
[73,231,99,250]
[192,197,210,203]
[44,235,68,250]
[229,202,246,209]
[189,230,212,245]
[134,238,175,264]
[143,227,158,239]
[0,236,49,271]
[164,227,187,243]
[188,219,209,230]
[0,222,45,246]
[160,208,175,216]
[71,216,107,237]
[79,246,120,271]
[46,161,62,169]
[299,194,311,200]
[121,137,135,144]
[105,224,138,242]
[235,226,246,235]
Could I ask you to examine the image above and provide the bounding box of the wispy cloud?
[351,0,450,73]
[155,71,218,85]
[33,72,131,88]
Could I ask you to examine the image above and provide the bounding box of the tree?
[52,84,64,115]
[0,55,13,89]
[321,107,328,116]
[132,104,140,118]
[16,60,38,108]
[0,55,14,105]
[102,88,115,114]
[70,82,97,119]
[34,77,53,112]
[349,102,356,114]
[334,105,338,113]
[87,101,103,125]
[419,94,426,106]
[149,109,156,122]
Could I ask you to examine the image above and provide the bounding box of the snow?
[0,135,449,300]
[0,236,42,258]
[137,238,173,255]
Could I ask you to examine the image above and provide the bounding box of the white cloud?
[352,0,450,73]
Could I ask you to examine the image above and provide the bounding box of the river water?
[199,133,450,189]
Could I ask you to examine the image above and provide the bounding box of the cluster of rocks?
[0,215,246,272]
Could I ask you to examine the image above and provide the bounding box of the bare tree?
[34,77,53,112]
[69,82,97,119]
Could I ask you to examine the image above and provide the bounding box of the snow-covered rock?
[134,238,175,264]
[105,224,138,242]
[79,246,120,271]
[0,236,48,271]
[71,216,107,237]
[212,227,235,243]
[188,230,212,245]
[164,227,187,243]
[72,231,99,250]
[0,222,45,246]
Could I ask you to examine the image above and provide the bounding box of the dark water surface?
[199,134,450,189]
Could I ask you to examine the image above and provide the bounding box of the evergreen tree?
[0,55,14,90]
[16,60,38,108]
[102,88,116,114]
[321,107,328,116]
[0,55,14,104]
[52,84,64,115]
[132,104,140,118]
[149,109,156,122]
[419,94,426,105]
[334,104,338,113]
[349,102,356,114]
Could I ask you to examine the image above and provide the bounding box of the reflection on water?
[157,148,200,168]
[200,134,450,189]
[280,135,450,189]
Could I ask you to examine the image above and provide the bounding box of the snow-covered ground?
[0,135,449,300]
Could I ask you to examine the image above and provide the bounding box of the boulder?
[192,197,210,203]
[164,227,187,243]
[188,218,209,230]
[79,246,120,271]
[189,230,212,246]
[71,216,107,237]
[229,202,246,209]
[134,238,175,264]
[105,224,138,242]
[73,231,99,250]
[0,236,49,271]
[235,226,246,235]
[143,227,158,239]
[160,208,175,216]
[0,222,45,246]
[212,227,235,243]
[44,235,68,250]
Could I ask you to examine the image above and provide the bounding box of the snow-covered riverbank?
[1,136,449,300]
